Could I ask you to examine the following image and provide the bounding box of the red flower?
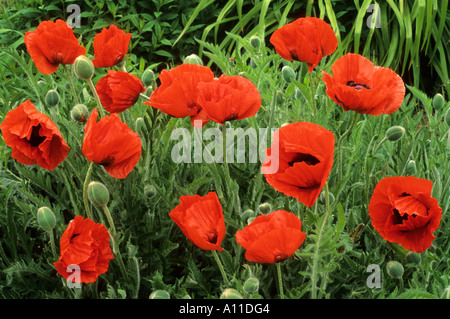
[53,216,114,284]
[82,109,141,179]
[270,17,337,73]
[1,100,70,170]
[96,70,145,113]
[24,19,86,75]
[235,210,306,264]
[144,63,215,127]
[169,192,225,251]
[92,24,132,68]
[196,74,261,124]
[368,176,442,253]
[262,122,335,207]
[321,53,405,115]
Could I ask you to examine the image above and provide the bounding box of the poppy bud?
[386,260,404,279]
[241,209,255,222]
[405,251,421,264]
[282,65,296,83]
[184,54,203,66]
[74,55,95,81]
[406,160,416,175]
[37,206,56,232]
[446,109,450,127]
[385,126,405,142]
[257,202,271,215]
[87,181,109,206]
[70,104,89,122]
[141,69,155,87]
[135,117,145,133]
[37,80,46,91]
[432,93,444,110]
[144,85,154,97]
[149,290,170,299]
[243,277,259,294]
[319,190,335,205]
[220,288,243,299]
[45,89,60,107]
[249,35,261,49]
[144,184,157,199]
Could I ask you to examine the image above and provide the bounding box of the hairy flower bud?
[149,290,170,299]
[70,104,89,122]
[74,55,95,80]
[432,93,444,110]
[282,65,296,83]
[87,181,109,206]
[183,54,203,66]
[240,209,255,222]
[406,160,416,175]
[37,206,56,232]
[249,35,261,49]
[386,126,405,142]
[45,89,60,107]
[220,288,243,299]
[141,69,155,87]
[243,277,259,294]
[405,251,421,264]
[386,260,404,279]
[257,202,272,215]
[144,184,157,199]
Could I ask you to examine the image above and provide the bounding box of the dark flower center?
[206,229,218,244]
[347,80,371,90]
[70,233,80,243]
[274,253,289,263]
[51,52,64,64]
[225,113,239,122]
[27,124,46,147]
[392,209,409,225]
[288,153,320,166]
[98,155,115,167]
[289,49,299,61]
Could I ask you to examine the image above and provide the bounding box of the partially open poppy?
[96,70,145,113]
[92,24,132,68]
[196,74,261,125]
[144,63,215,127]
[368,176,442,253]
[24,19,86,75]
[53,216,114,284]
[262,122,335,207]
[82,109,141,179]
[169,192,225,251]
[1,100,70,170]
[235,210,306,264]
[321,53,405,115]
[270,17,338,73]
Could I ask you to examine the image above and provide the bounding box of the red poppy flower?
[144,63,215,126]
[169,192,225,251]
[24,19,86,75]
[235,210,306,264]
[321,53,405,115]
[196,74,261,124]
[82,109,141,179]
[270,17,337,73]
[96,70,145,113]
[368,176,442,253]
[92,24,132,68]
[262,122,335,207]
[53,216,114,284]
[1,100,70,170]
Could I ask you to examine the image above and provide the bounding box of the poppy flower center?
[51,52,64,64]
[27,124,46,147]
[225,113,239,122]
[392,209,409,225]
[206,229,218,244]
[274,253,289,263]
[346,81,371,90]
[288,153,320,166]
[98,155,115,167]
[70,233,80,243]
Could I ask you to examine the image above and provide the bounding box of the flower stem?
[49,230,57,259]
[83,162,94,220]
[221,124,232,194]
[63,64,81,104]
[87,78,105,118]
[309,71,317,118]
[337,112,359,181]
[276,262,284,299]
[212,250,229,286]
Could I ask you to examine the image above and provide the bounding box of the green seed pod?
[87,181,110,206]
[386,260,404,279]
[37,206,56,232]
[183,54,203,66]
[149,290,170,299]
[446,109,450,127]
[406,160,417,175]
[220,288,243,299]
[249,35,261,49]
[405,251,421,264]
[74,55,95,81]
[141,69,155,87]
[432,93,444,110]
[45,89,60,107]
[243,277,259,294]
[70,104,89,122]
[257,202,271,215]
[144,184,157,199]
[385,126,405,142]
[281,65,296,83]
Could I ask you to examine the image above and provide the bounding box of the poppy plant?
[24,19,86,75]
[270,17,338,73]
[368,176,442,253]
[144,63,215,127]
[169,192,225,251]
[53,216,114,284]
[196,74,261,124]
[1,100,70,170]
[262,122,335,207]
[92,24,132,68]
[82,109,142,179]
[235,210,306,264]
[96,70,145,113]
[321,53,405,115]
